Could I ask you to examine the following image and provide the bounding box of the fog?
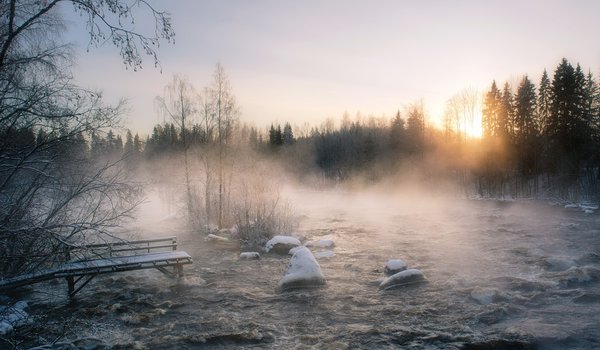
[108,170,600,349]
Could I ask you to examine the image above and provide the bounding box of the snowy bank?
[279,247,325,291]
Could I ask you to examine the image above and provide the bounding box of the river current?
[11,190,600,349]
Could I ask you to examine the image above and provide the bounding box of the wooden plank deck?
[0,237,193,298]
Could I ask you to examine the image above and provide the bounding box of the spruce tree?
[537,70,552,135]
[124,130,134,154]
[482,81,502,139]
[499,82,514,143]
[514,75,538,178]
[514,75,537,141]
[283,123,295,145]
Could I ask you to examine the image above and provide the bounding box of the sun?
[465,111,483,138]
[465,120,483,138]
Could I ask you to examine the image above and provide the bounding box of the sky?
[61,1,600,136]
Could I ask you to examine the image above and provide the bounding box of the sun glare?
[465,110,483,139]
[466,120,483,138]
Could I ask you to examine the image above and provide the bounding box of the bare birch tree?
[0,0,174,277]
[209,63,238,228]
[155,75,198,225]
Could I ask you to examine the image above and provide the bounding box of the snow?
[289,231,306,242]
[239,252,260,260]
[564,203,598,214]
[379,269,426,290]
[314,250,335,259]
[63,251,192,270]
[0,300,29,335]
[206,233,229,242]
[265,235,301,253]
[384,259,407,276]
[288,246,302,255]
[305,239,335,249]
[279,247,325,291]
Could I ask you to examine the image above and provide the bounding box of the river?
[9,189,600,349]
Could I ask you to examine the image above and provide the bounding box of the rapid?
[8,189,600,349]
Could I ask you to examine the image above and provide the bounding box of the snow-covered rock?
[289,231,307,242]
[379,269,426,290]
[205,233,229,242]
[305,239,335,249]
[288,246,302,255]
[279,247,326,291]
[314,250,335,259]
[265,235,301,254]
[384,259,407,276]
[240,252,260,260]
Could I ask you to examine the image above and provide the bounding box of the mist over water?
[16,185,600,349]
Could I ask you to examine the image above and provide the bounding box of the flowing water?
[11,190,600,349]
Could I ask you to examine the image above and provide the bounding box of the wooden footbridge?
[0,236,192,298]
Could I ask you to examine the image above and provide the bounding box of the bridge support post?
[67,276,75,298]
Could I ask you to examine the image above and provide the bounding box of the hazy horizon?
[60,1,600,135]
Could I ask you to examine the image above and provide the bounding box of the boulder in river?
[305,239,335,249]
[384,259,407,276]
[239,252,260,260]
[314,250,335,259]
[265,235,301,254]
[379,269,426,290]
[279,247,326,291]
[205,233,229,242]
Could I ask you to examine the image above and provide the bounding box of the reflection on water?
[14,191,600,349]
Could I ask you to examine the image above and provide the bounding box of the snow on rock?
[384,259,407,276]
[564,203,598,214]
[314,250,335,259]
[279,247,326,291]
[289,232,307,242]
[305,239,335,249]
[379,269,426,290]
[0,300,29,335]
[288,246,302,255]
[470,287,501,305]
[265,235,301,254]
[240,252,260,260]
[205,233,229,242]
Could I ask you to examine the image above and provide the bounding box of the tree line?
[478,58,600,199]
[91,57,599,202]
